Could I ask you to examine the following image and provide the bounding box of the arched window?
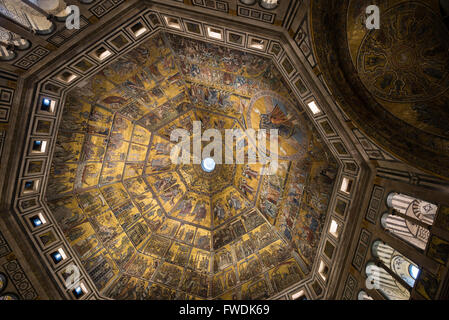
[372,241,420,288]
[381,213,429,250]
[365,262,410,300]
[382,193,438,250]
[357,290,374,300]
[0,0,54,34]
[28,0,70,20]
[386,192,437,225]
[0,26,30,60]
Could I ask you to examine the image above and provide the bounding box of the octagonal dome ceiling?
[45,32,338,300]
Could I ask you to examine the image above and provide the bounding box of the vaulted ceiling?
[311,0,449,180]
[45,32,337,299]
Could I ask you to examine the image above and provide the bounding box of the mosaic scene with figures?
[46,32,337,299]
[1,0,448,303]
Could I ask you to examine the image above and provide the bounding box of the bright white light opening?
[318,260,329,281]
[307,101,321,115]
[94,47,112,61]
[207,27,223,40]
[130,23,147,37]
[329,219,340,238]
[201,157,216,172]
[249,39,265,50]
[409,265,420,280]
[291,290,305,300]
[165,17,181,30]
[57,248,67,260]
[38,212,47,224]
[57,71,77,84]
[340,177,353,194]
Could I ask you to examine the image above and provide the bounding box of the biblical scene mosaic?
[46,32,338,299]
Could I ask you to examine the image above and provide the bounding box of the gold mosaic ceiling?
[46,32,338,299]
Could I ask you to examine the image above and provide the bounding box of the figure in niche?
[153,142,171,156]
[192,200,207,222]
[81,164,99,186]
[151,157,171,172]
[160,184,182,205]
[227,192,242,212]
[217,250,233,270]
[154,175,176,191]
[320,167,337,184]
[286,182,303,207]
[243,165,258,180]
[214,201,226,222]
[184,229,195,243]
[239,178,254,197]
[232,221,246,238]
[175,196,194,216]
[196,234,210,251]
[226,270,237,288]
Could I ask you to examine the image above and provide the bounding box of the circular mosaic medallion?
[357,2,449,103]
[247,91,308,161]
[0,293,19,300]
[0,273,7,293]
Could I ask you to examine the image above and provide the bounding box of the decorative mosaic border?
[0,85,14,123]
[352,229,372,272]
[365,185,385,225]
[237,5,276,24]
[3,259,38,300]
[293,15,316,68]
[0,230,12,258]
[12,46,51,71]
[47,16,90,47]
[352,129,396,161]
[192,0,229,13]
[11,5,364,299]
[89,0,126,18]
[342,273,358,300]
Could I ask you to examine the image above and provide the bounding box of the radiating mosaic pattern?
[46,32,338,299]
